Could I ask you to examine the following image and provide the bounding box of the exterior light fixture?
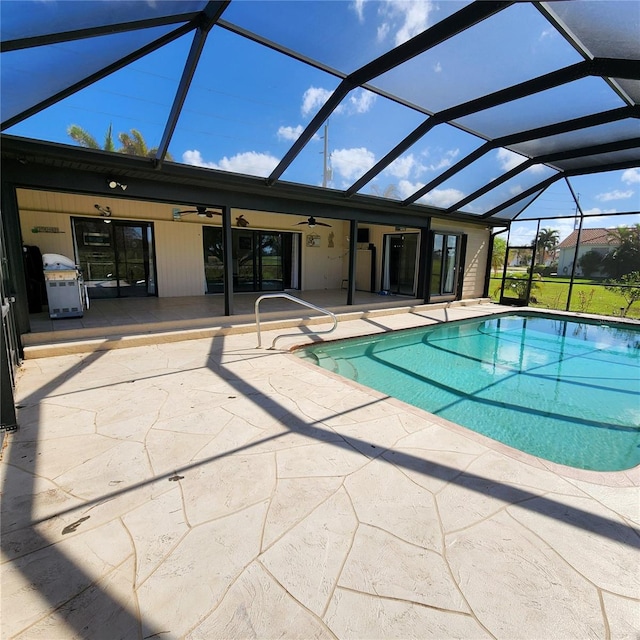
[107,179,127,190]
[95,204,112,218]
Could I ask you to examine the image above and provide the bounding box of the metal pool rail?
[255,293,338,349]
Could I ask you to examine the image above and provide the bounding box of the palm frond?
[104,123,115,152]
[67,124,100,149]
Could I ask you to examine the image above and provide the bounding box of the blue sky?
[5,0,639,244]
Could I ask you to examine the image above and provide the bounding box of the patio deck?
[2,302,639,639]
[22,289,473,357]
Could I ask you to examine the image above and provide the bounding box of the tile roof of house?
[557,228,614,249]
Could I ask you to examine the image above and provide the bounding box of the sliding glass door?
[73,218,156,299]
[203,228,297,293]
[430,232,461,300]
[382,233,418,295]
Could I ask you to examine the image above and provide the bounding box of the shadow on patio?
[2,308,638,638]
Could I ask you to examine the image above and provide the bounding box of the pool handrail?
[255,293,338,349]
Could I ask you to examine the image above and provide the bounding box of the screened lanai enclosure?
[2,1,640,428]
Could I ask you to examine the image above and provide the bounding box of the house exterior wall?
[154,221,204,296]
[17,189,490,301]
[19,209,75,259]
[558,245,610,277]
[301,220,349,290]
[431,220,490,298]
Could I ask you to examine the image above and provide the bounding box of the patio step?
[21,298,492,358]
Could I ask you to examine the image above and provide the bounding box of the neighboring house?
[556,228,618,277]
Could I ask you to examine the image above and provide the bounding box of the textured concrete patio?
[2,303,639,639]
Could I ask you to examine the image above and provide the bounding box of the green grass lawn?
[489,276,640,319]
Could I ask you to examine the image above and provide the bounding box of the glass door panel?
[203,228,294,293]
[430,234,443,295]
[430,232,461,300]
[203,227,224,293]
[397,233,417,295]
[74,219,117,299]
[384,233,418,295]
[235,231,255,291]
[443,235,459,294]
[258,232,283,291]
[114,224,149,297]
[73,219,155,299]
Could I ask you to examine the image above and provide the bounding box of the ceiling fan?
[174,205,222,218]
[295,216,331,228]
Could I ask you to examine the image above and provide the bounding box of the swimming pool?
[297,312,640,471]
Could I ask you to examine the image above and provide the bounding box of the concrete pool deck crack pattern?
[2,305,638,638]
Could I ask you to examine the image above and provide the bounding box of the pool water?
[297,313,640,471]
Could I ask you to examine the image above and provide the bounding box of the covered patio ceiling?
[2,1,639,226]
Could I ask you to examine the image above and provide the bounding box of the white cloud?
[182,149,279,177]
[582,207,618,216]
[351,0,365,21]
[396,179,421,200]
[596,189,634,202]
[377,22,390,42]
[555,221,579,243]
[425,148,459,172]
[510,185,524,196]
[302,87,333,117]
[433,61,442,73]
[622,168,640,184]
[496,148,527,172]
[277,125,304,142]
[385,154,419,179]
[348,89,376,114]
[423,187,465,208]
[509,226,538,246]
[331,147,376,181]
[182,149,216,168]
[301,86,375,119]
[396,179,464,208]
[299,86,374,124]
[385,149,460,181]
[404,180,464,208]
[376,0,433,46]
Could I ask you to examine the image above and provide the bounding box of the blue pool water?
[297,313,640,471]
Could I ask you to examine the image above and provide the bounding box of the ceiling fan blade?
[176,207,222,217]
[295,216,332,227]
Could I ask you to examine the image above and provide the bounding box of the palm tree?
[371,184,400,199]
[603,224,640,278]
[67,123,116,151]
[491,236,507,275]
[118,128,173,160]
[118,129,149,156]
[67,124,172,160]
[535,227,559,265]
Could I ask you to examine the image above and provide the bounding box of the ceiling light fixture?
[107,179,127,190]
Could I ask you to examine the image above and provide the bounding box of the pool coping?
[287,306,640,488]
